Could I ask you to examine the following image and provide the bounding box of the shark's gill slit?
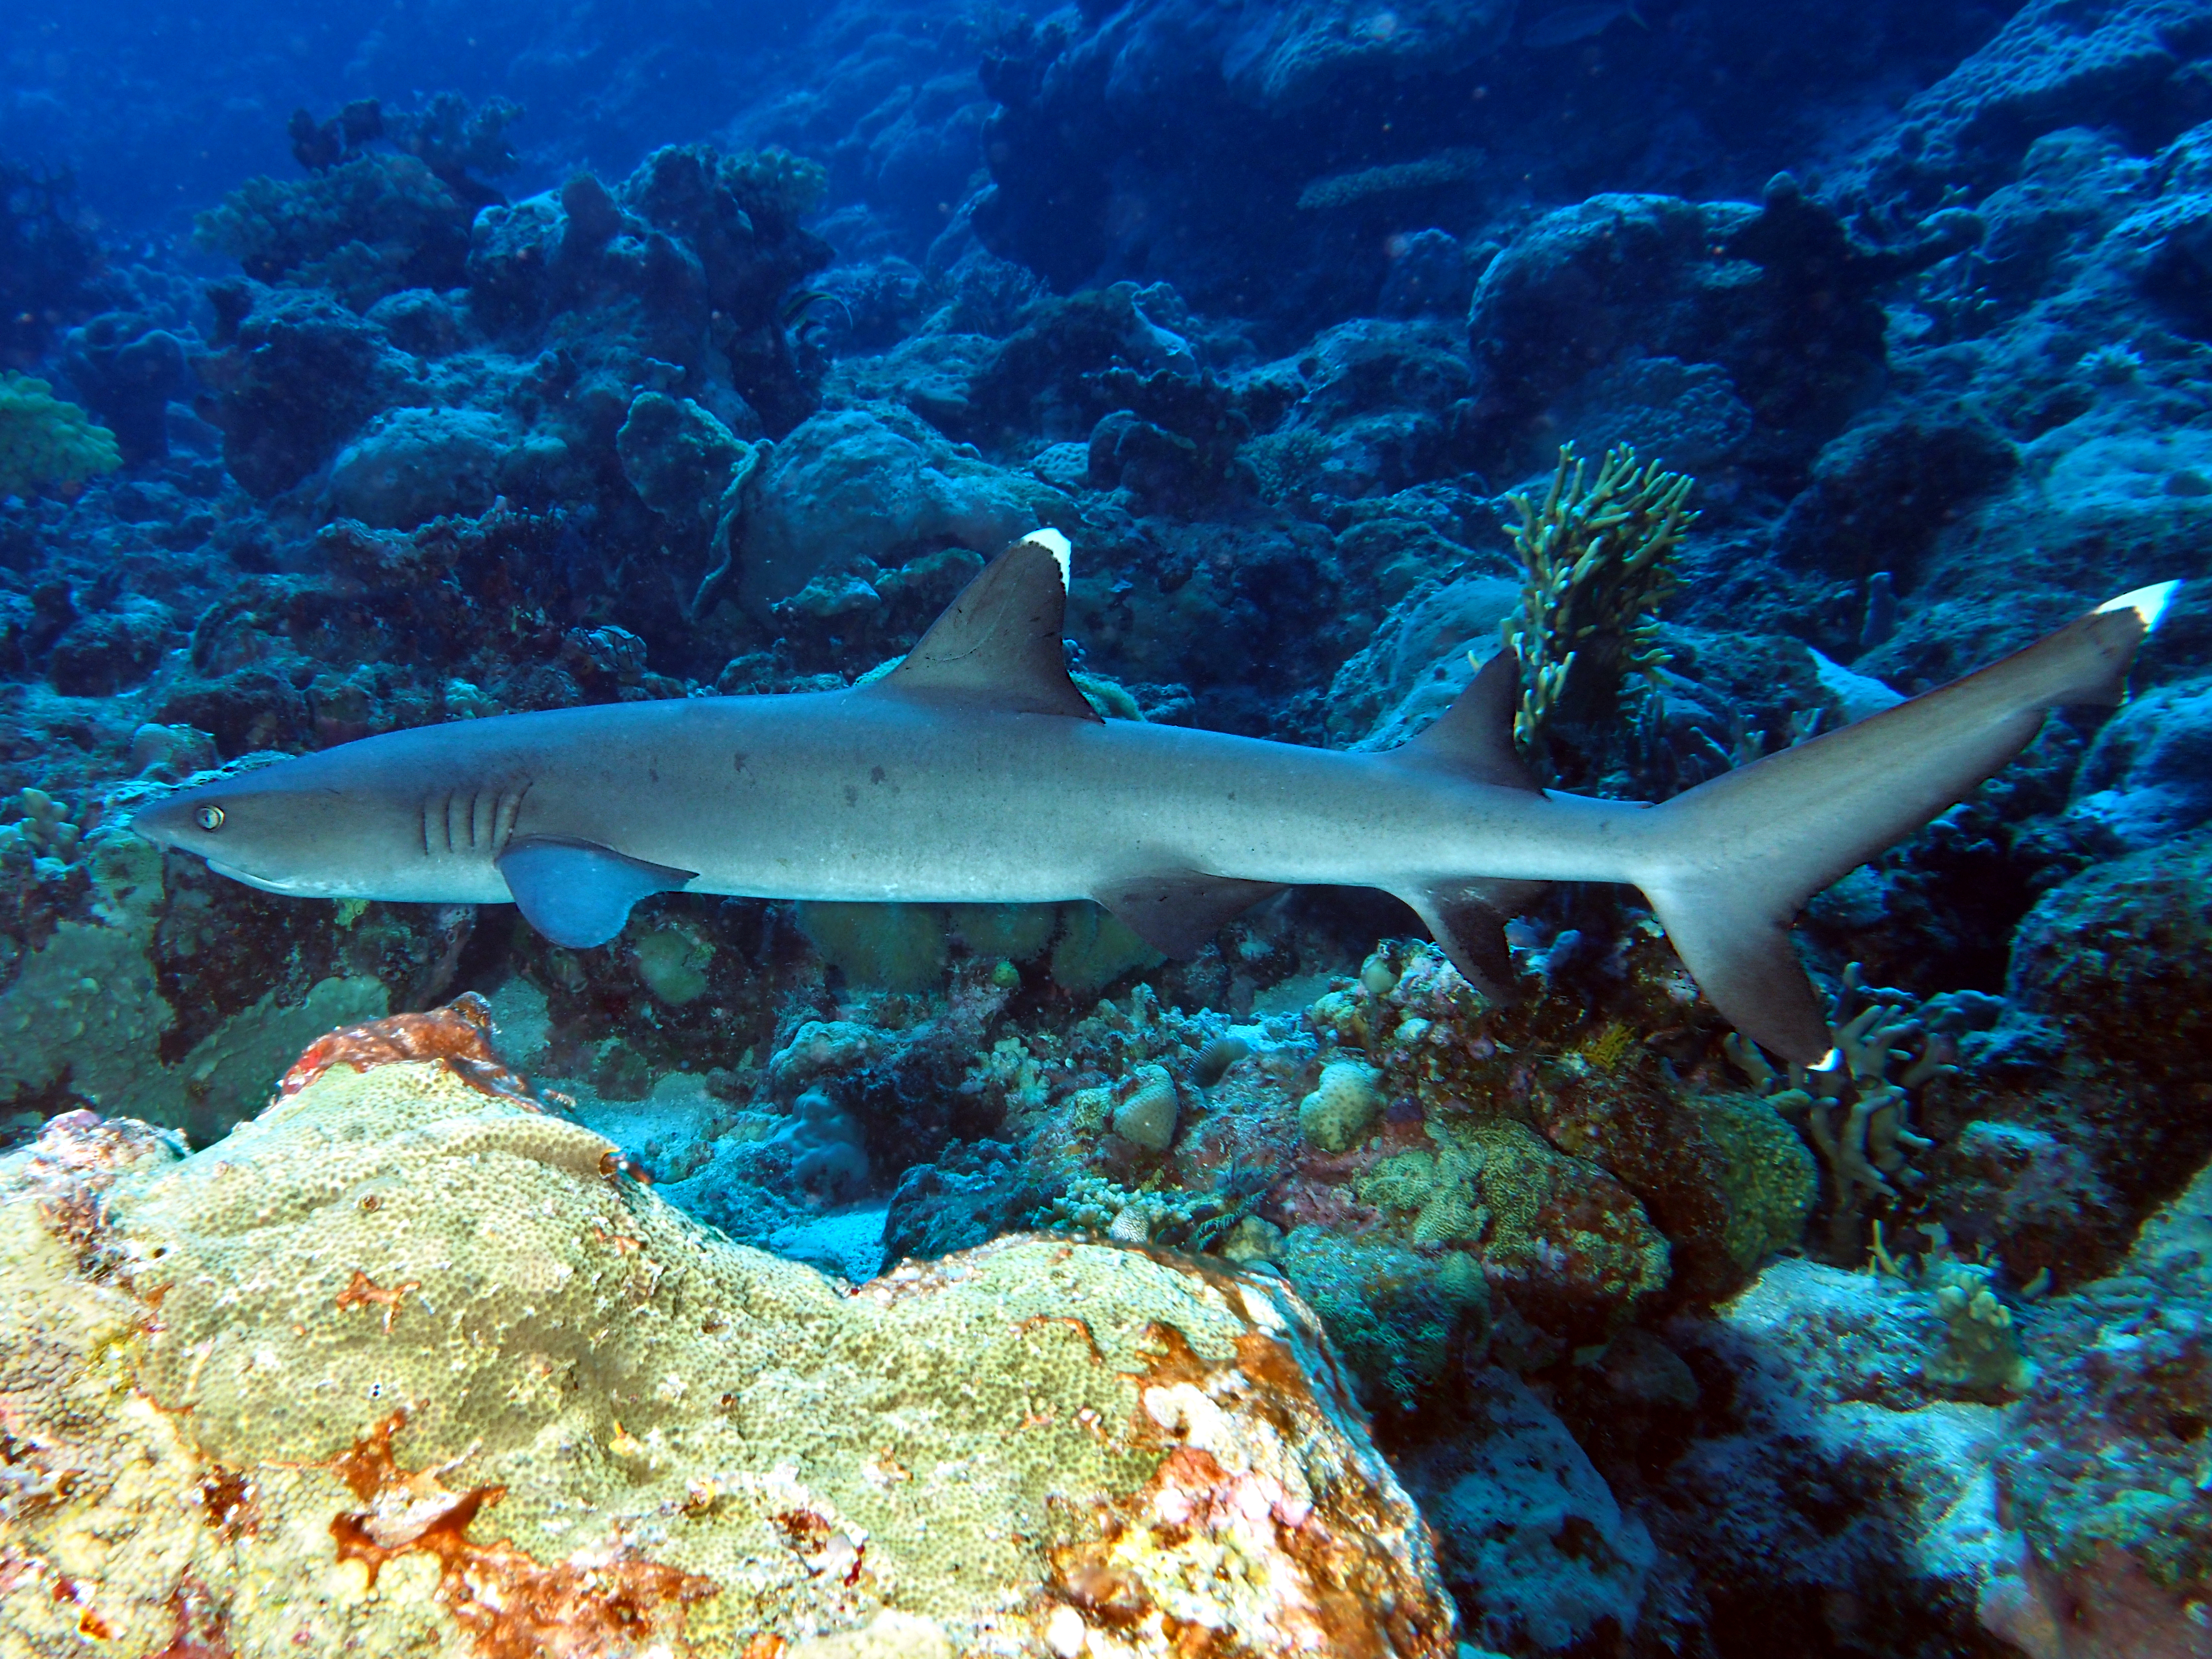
[492,781,532,854]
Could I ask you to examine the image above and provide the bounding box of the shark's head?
[131,767,385,898]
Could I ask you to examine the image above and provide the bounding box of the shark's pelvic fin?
[496,836,697,947]
[1095,871,1286,957]
[1386,647,1549,994]
[1401,877,1547,1003]
[1636,587,2175,1061]
[874,533,1100,720]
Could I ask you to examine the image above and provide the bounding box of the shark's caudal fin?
[1635,582,2179,1061]
[1386,649,1551,1001]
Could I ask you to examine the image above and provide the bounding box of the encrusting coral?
[0,1003,1455,1659]
[0,371,120,498]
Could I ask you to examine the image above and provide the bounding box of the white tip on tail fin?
[2095,579,2182,630]
[1018,527,1073,589]
[1633,584,2174,1061]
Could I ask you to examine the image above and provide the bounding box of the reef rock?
[1981,1147,2212,1656]
[741,403,1066,613]
[0,1057,1454,1658]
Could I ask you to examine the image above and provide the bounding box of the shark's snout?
[128,797,188,849]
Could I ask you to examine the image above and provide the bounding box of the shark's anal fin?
[1095,871,1285,957]
[873,530,1100,720]
[1400,878,1545,1003]
[496,836,697,947]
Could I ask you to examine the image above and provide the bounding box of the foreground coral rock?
[0,1060,1452,1658]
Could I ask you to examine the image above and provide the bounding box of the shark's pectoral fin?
[1095,871,1285,957]
[1398,878,1545,1004]
[495,836,697,948]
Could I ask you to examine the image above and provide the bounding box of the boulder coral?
[0,372,120,498]
[0,1044,1456,1658]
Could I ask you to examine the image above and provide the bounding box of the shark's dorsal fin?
[874,530,1101,721]
[1395,648,1542,792]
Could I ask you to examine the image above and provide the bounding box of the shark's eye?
[194,805,226,831]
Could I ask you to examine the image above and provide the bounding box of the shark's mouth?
[205,858,311,896]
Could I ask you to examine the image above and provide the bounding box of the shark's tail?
[1631,582,2179,1061]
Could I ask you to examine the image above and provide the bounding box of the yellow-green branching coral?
[0,372,121,498]
[1501,442,1696,774]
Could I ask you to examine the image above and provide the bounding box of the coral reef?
[2,0,2211,1650]
[0,1049,1454,1657]
[1981,1153,2212,1654]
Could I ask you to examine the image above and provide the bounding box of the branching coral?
[1039,1164,1268,1251]
[1502,442,1695,781]
[721,147,829,235]
[1867,1221,2035,1396]
[1726,963,1953,1256]
[286,94,522,206]
[770,1088,871,1199]
[0,785,97,864]
[386,93,524,195]
[1925,1255,2032,1395]
[0,372,120,497]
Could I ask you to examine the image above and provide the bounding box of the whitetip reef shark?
[132,530,2180,1063]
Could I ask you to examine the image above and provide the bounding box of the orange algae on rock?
[1036,1303,1456,1659]
[277,989,539,1103]
[327,1410,716,1659]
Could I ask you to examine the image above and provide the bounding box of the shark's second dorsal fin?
[1395,648,1542,792]
[874,530,1101,720]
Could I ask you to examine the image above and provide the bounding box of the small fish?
[1520,0,1646,49]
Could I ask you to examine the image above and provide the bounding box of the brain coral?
[0,1059,1453,1658]
[0,371,121,497]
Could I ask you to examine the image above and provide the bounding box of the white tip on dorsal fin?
[871,528,1099,720]
[2096,579,2182,629]
[1017,527,1072,590]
